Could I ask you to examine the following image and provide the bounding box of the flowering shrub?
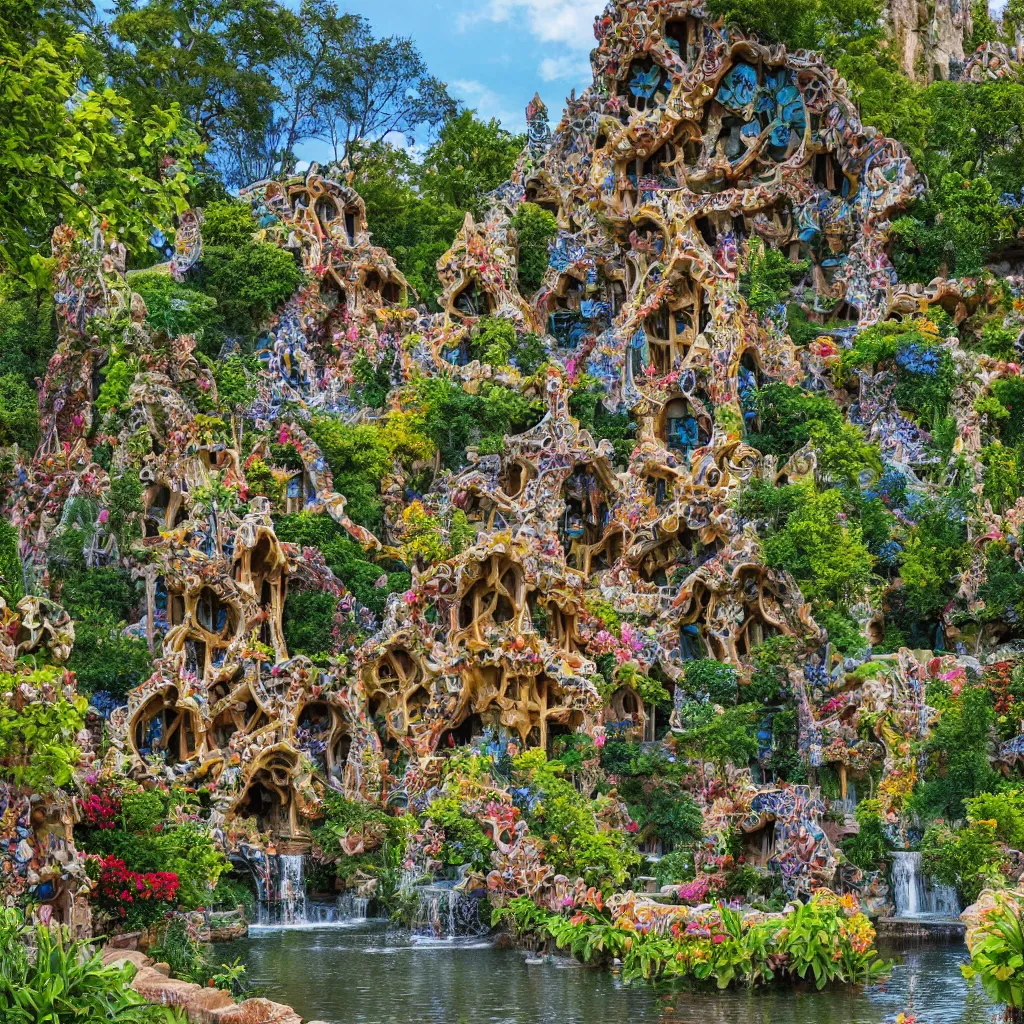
[81,792,120,830]
[672,877,711,904]
[496,891,887,989]
[94,856,179,928]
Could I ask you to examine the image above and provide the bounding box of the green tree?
[683,659,739,705]
[195,241,302,339]
[511,202,558,294]
[0,667,86,792]
[892,174,1021,282]
[739,239,807,316]
[913,683,1001,821]
[896,493,971,620]
[67,614,154,697]
[282,589,338,659]
[706,0,883,52]
[411,375,544,468]
[201,199,259,247]
[967,0,1006,50]
[419,110,523,217]
[0,290,56,385]
[759,485,875,606]
[1,1,199,280]
[748,382,844,459]
[129,271,222,352]
[0,373,40,450]
[104,0,287,179]
[678,703,759,773]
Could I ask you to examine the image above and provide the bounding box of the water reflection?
[221,926,998,1024]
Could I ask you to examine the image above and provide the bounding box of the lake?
[220,921,998,1024]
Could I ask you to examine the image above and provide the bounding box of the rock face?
[884,0,973,80]
[101,948,303,1024]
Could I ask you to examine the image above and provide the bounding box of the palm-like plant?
[0,908,184,1023]
[963,891,1024,1020]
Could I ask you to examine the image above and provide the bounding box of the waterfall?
[252,854,377,929]
[890,851,961,918]
[278,854,307,924]
[411,883,489,940]
[337,893,369,920]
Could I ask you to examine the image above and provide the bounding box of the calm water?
[221,923,999,1024]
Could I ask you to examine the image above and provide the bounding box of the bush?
[0,519,23,603]
[511,202,558,294]
[613,750,704,850]
[965,790,1024,849]
[306,415,434,534]
[274,512,408,616]
[921,820,1005,905]
[0,667,86,792]
[675,703,759,773]
[654,848,696,887]
[962,890,1024,1013]
[201,199,258,248]
[197,242,303,340]
[411,376,544,469]
[499,892,885,988]
[512,750,641,890]
[684,659,739,705]
[0,372,39,450]
[0,292,55,386]
[129,271,222,353]
[0,908,180,1023]
[423,796,495,870]
[67,614,153,697]
[283,589,339,659]
[841,799,890,872]
[739,239,807,315]
[60,566,140,621]
[77,793,227,916]
[92,855,180,928]
[913,684,1001,821]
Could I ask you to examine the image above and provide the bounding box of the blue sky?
[343,0,606,133]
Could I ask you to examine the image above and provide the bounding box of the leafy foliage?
[0,667,86,791]
[0,3,199,281]
[0,907,182,1022]
[511,202,558,294]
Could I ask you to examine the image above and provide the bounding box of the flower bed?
[495,889,887,988]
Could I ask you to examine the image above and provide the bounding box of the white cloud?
[451,78,525,130]
[538,53,592,81]
[461,0,606,50]
[382,129,411,149]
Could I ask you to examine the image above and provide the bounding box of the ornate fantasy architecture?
[7,0,1024,931]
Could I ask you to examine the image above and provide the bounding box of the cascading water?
[890,851,961,918]
[337,893,370,920]
[410,882,488,940]
[252,854,374,929]
[278,854,307,923]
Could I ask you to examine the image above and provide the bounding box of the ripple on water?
[218,926,999,1024]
